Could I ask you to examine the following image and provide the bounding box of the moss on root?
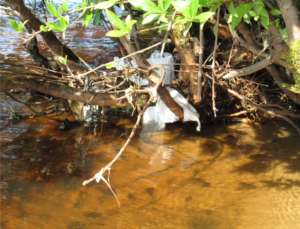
[281,39,300,94]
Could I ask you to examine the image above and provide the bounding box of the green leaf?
[95,0,119,9]
[243,4,253,14]
[125,15,131,27]
[243,13,251,24]
[227,14,232,24]
[231,16,242,32]
[138,98,143,106]
[190,0,199,18]
[260,8,269,18]
[270,9,282,16]
[254,15,259,21]
[142,14,160,24]
[172,1,191,18]
[199,0,209,7]
[82,10,94,27]
[93,9,102,26]
[120,0,125,10]
[213,24,217,35]
[106,10,125,29]
[248,11,256,17]
[159,14,168,23]
[261,16,269,30]
[196,12,215,23]
[47,22,63,31]
[183,21,192,37]
[40,25,48,32]
[58,56,67,65]
[127,20,137,30]
[60,16,67,29]
[9,19,19,32]
[18,20,28,34]
[46,2,58,18]
[257,5,263,16]
[62,1,68,12]
[106,30,128,37]
[174,18,192,25]
[129,0,161,13]
[164,0,171,11]
[58,6,63,16]
[229,2,237,17]
[236,4,244,19]
[158,0,164,11]
[106,62,116,69]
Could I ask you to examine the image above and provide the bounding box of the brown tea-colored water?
[1,93,300,229]
[1,3,300,228]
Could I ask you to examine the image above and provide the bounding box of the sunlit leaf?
[46,2,58,17]
[172,1,191,18]
[106,10,125,30]
[58,6,63,16]
[9,19,19,32]
[47,22,63,31]
[158,0,164,11]
[127,20,137,30]
[129,0,161,13]
[62,1,68,12]
[95,0,119,9]
[58,56,67,65]
[164,0,171,11]
[142,14,160,24]
[119,0,125,10]
[106,30,128,37]
[40,25,48,32]
[196,12,215,23]
[190,0,199,18]
[60,16,67,29]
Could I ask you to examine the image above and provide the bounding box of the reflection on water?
[1,94,300,228]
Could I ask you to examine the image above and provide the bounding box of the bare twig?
[82,65,166,205]
[211,6,220,117]
[197,7,204,100]
[76,41,163,78]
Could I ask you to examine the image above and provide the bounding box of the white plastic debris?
[114,51,201,131]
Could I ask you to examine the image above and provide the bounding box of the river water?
[1,1,300,229]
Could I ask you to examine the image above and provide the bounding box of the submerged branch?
[221,85,300,135]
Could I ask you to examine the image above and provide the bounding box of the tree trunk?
[276,0,300,44]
